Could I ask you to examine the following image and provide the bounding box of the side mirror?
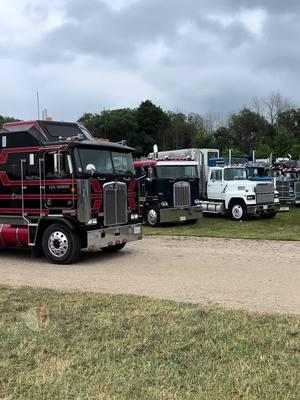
[86,164,96,176]
[147,167,154,180]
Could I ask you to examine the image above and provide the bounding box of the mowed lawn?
[0,287,299,400]
[145,208,300,241]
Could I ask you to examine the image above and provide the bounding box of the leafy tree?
[214,126,233,153]
[228,108,273,154]
[192,131,215,148]
[0,115,19,127]
[277,109,300,138]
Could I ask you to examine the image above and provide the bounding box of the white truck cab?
[203,166,279,220]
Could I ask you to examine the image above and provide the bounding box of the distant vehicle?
[152,148,279,221]
[134,159,202,226]
[0,120,143,263]
[266,163,296,211]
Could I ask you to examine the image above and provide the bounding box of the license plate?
[280,206,290,211]
[180,216,187,221]
[263,205,268,210]
[134,226,141,235]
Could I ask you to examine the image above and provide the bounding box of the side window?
[45,152,58,177]
[135,166,145,179]
[59,152,73,176]
[44,152,72,177]
[211,170,216,181]
[216,170,223,181]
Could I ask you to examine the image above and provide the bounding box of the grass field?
[145,208,300,241]
[0,287,299,400]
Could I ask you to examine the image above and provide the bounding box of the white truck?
[150,148,280,220]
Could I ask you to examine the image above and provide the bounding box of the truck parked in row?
[134,159,202,226]
[246,162,300,210]
[0,120,143,264]
[151,148,279,220]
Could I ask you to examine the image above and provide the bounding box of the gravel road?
[0,236,299,314]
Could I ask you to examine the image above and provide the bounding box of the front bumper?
[247,203,280,215]
[86,223,143,252]
[160,206,202,224]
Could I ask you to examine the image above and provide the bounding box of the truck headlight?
[194,199,201,205]
[130,213,139,220]
[87,218,97,225]
[247,195,256,200]
[161,201,168,207]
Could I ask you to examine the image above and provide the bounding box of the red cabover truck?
[0,120,142,264]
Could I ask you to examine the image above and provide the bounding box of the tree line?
[1,93,300,158]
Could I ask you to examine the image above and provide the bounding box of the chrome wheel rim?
[147,209,158,225]
[48,231,69,258]
[232,205,243,220]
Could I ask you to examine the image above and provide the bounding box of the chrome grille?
[103,181,127,226]
[294,181,300,200]
[255,183,274,204]
[173,181,191,207]
[276,180,290,200]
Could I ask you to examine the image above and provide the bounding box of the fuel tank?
[0,225,29,247]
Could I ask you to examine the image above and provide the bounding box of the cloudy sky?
[0,0,298,121]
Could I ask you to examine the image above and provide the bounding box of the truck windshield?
[157,165,198,179]
[268,170,282,178]
[286,172,298,179]
[224,168,247,181]
[247,168,266,177]
[78,148,135,175]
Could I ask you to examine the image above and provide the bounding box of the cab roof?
[1,120,134,152]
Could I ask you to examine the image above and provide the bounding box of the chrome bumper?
[160,206,202,223]
[86,223,143,252]
[247,204,280,215]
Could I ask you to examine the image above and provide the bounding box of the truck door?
[44,151,75,210]
[207,169,224,200]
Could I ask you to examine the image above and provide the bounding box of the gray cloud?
[0,0,299,121]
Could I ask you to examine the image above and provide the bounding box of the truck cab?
[267,164,295,211]
[0,120,142,264]
[134,159,202,226]
[203,166,279,220]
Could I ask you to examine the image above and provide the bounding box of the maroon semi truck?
[0,120,142,264]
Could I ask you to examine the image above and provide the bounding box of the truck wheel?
[42,224,81,264]
[145,206,160,227]
[230,201,247,221]
[102,243,126,252]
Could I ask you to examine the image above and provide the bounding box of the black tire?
[183,219,198,225]
[261,212,277,219]
[229,201,247,221]
[102,243,126,252]
[145,206,161,227]
[42,224,81,264]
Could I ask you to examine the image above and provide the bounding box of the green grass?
[145,208,300,241]
[0,287,299,400]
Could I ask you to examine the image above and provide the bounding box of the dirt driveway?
[0,236,299,314]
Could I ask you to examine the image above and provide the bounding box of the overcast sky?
[0,0,299,121]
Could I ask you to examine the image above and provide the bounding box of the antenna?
[37,91,40,120]
[42,109,48,120]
